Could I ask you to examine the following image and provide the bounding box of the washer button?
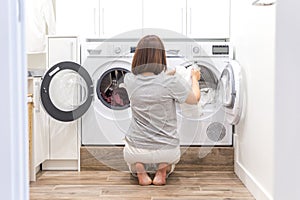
[114,47,121,54]
[193,46,200,54]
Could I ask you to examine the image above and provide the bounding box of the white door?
[99,0,143,38]
[143,0,186,35]
[220,60,242,125]
[56,0,99,38]
[187,0,230,39]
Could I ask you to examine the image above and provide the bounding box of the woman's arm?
[185,69,201,105]
[166,69,176,76]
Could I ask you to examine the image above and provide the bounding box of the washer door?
[41,61,93,122]
[219,60,242,125]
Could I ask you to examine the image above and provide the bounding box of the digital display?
[212,45,229,55]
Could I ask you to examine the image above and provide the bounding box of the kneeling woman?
[123,35,200,186]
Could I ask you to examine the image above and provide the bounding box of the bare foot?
[135,163,152,186]
[153,163,168,185]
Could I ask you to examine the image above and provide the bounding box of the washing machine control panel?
[192,42,233,58]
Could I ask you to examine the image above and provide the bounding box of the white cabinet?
[143,0,230,38]
[44,36,80,169]
[29,36,80,178]
[55,0,230,39]
[99,0,143,38]
[143,0,186,35]
[56,0,142,38]
[32,78,49,167]
[186,0,230,38]
[56,0,99,38]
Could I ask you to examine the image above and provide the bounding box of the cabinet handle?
[252,0,275,6]
[181,8,183,34]
[34,81,40,113]
[102,8,105,35]
[70,42,74,61]
[93,8,96,35]
[189,8,192,34]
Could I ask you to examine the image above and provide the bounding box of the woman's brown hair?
[131,35,167,75]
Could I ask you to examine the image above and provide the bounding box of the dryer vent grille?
[206,122,226,142]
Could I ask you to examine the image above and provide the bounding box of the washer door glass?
[220,65,235,108]
[96,68,130,110]
[219,61,242,125]
[41,62,93,122]
[49,69,88,111]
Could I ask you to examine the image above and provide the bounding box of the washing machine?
[175,42,243,146]
[80,39,136,145]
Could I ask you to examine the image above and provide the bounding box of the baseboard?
[234,135,273,200]
[235,161,273,200]
[42,160,79,171]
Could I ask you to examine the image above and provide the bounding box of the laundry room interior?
[1,0,300,200]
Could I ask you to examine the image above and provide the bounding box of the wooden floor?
[30,170,255,200]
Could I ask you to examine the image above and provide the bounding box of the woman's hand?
[191,68,201,81]
[185,68,201,105]
[166,69,176,76]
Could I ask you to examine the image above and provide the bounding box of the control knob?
[193,46,200,54]
[114,47,121,54]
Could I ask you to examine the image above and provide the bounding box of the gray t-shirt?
[124,72,190,150]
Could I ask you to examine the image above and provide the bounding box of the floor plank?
[30,171,255,200]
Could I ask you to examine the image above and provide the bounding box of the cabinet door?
[187,0,230,39]
[56,0,99,37]
[99,0,143,38]
[47,37,79,160]
[47,37,78,68]
[49,119,78,159]
[33,78,49,167]
[143,0,186,36]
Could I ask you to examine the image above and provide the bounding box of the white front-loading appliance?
[175,42,243,146]
[80,39,135,145]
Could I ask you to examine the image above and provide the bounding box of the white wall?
[0,0,29,199]
[274,0,300,199]
[231,0,275,199]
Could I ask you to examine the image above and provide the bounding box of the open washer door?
[40,61,94,122]
[219,60,243,125]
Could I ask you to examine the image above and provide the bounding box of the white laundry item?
[175,65,202,118]
[26,0,56,53]
[200,88,216,106]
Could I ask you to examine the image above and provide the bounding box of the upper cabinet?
[56,0,100,37]
[186,0,230,38]
[55,0,230,39]
[99,0,143,38]
[143,0,186,35]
